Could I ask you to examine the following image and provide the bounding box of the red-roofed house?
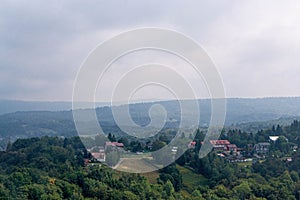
[226,144,238,152]
[188,141,196,148]
[105,142,124,147]
[209,140,231,151]
[105,142,124,151]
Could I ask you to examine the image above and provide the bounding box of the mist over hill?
[0,99,111,115]
[0,97,300,141]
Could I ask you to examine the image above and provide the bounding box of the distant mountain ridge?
[0,99,109,115]
[0,97,300,140]
[0,99,166,115]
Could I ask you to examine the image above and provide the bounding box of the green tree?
[163,180,175,198]
[95,134,106,146]
[106,151,120,166]
[123,191,139,200]
[152,140,166,151]
[0,183,9,198]
[233,181,252,199]
[191,189,204,200]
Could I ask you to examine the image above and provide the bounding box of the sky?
[1,0,300,101]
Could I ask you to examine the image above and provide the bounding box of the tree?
[233,181,251,199]
[213,184,231,198]
[118,137,129,147]
[108,133,116,142]
[6,138,12,152]
[180,132,185,139]
[123,191,138,200]
[191,189,204,200]
[0,184,9,199]
[159,165,182,192]
[25,184,45,200]
[106,151,120,166]
[159,133,169,143]
[132,142,143,153]
[152,140,166,151]
[163,180,175,198]
[95,134,106,146]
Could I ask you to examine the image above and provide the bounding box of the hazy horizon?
[2,95,300,103]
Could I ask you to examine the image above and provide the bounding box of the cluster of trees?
[0,136,190,199]
[172,120,300,199]
[218,120,300,157]
[173,144,300,199]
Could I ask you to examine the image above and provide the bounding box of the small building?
[292,145,298,152]
[226,144,238,152]
[269,136,279,142]
[105,142,124,148]
[269,135,288,142]
[91,152,106,162]
[84,159,90,166]
[254,142,270,154]
[105,142,124,151]
[227,154,245,163]
[188,141,196,148]
[209,140,231,151]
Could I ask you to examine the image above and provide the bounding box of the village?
[86,133,298,166]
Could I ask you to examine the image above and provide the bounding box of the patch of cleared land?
[142,171,160,184]
[116,159,209,189]
[177,165,209,192]
[116,157,159,173]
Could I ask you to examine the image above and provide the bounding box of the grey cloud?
[0,0,300,100]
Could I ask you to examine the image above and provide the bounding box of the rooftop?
[210,140,231,145]
[105,142,124,147]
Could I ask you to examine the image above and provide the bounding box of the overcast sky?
[1,0,300,101]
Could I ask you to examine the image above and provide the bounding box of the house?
[84,159,90,166]
[105,142,124,151]
[91,147,106,162]
[105,141,124,147]
[209,140,231,151]
[227,154,246,163]
[188,141,196,148]
[254,142,270,154]
[269,135,288,142]
[269,136,279,142]
[91,152,106,162]
[226,144,238,152]
[292,145,298,152]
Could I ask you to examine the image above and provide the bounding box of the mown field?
[116,157,159,173]
[176,165,209,192]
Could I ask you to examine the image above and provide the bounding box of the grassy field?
[116,158,209,191]
[120,152,152,158]
[177,165,209,192]
[116,157,159,173]
[142,171,160,184]
[237,161,252,167]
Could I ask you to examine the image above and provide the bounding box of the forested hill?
[1,97,300,141]
[0,136,180,199]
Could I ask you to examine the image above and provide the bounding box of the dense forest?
[1,120,300,199]
[0,136,185,199]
